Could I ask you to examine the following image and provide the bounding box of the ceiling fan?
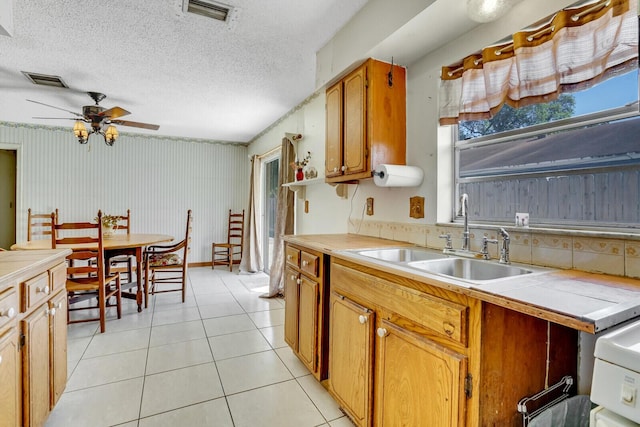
[27,91,160,146]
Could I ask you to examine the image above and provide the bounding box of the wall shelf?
[282,177,324,198]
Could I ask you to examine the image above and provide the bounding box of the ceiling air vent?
[184,0,232,22]
[22,72,68,88]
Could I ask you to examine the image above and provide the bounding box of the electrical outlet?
[366,197,374,216]
[410,196,424,219]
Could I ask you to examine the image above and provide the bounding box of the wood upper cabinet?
[283,243,328,380]
[329,291,374,427]
[325,58,406,183]
[0,328,20,427]
[375,319,467,427]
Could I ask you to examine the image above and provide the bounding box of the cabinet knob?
[333,167,338,173]
[287,255,292,260]
[0,307,16,319]
[296,278,301,285]
[377,327,388,338]
[50,308,57,316]
[56,302,63,309]
[358,315,367,324]
[302,260,308,267]
[290,275,296,281]
[341,165,346,172]
[36,285,50,294]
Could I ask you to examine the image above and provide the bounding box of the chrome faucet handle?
[439,233,453,249]
[482,237,498,260]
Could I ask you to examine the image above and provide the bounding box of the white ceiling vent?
[183,0,234,22]
[22,72,68,88]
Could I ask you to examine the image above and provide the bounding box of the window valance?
[439,0,638,125]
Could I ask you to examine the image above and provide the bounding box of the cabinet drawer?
[300,251,319,278]
[332,262,468,345]
[0,288,18,330]
[21,272,51,312]
[285,246,300,268]
[49,262,67,292]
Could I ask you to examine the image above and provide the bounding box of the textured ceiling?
[0,0,369,142]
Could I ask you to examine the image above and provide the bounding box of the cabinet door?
[49,291,67,407]
[22,306,51,427]
[297,277,318,372]
[325,82,343,177]
[375,319,467,427]
[284,267,299,351]
[0,329,20,427]
[329,291,374,427]
[343,65,367,176]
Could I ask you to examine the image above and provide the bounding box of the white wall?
[0,122,249,263]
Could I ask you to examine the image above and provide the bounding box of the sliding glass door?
[262,156,279,273]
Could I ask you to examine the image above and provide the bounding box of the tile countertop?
[0,249,72,291]
[284,234,640,334]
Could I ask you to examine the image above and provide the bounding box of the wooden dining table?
[11,233,173,312]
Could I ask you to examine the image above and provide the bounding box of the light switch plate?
[366,197,374,216]
[410,196,424,219]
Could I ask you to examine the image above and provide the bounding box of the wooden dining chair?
[211,209,244,271]
[27,208,58,241]
[52,210,122,333]
[104,209,134,282]
[144,209,192,306]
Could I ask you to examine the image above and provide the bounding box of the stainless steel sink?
[408,257,532,282]
[355,248,449,263]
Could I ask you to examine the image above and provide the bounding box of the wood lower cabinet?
[0,328,20,427]
[283,243,328,380]
[22,304,51,427]
[325,58,406,183]
[329,292,375,426]
[49,291,67,407]
[375,319,467,427]
[0,250,69,427]
[328,257,578,427]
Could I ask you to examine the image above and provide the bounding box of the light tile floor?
[46,267,354,427]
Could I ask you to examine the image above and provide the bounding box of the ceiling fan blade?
[27,99,83,118]
[100,106,130,120]
[111,119,160,130]
[32,117,80,120]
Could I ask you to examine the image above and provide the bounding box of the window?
[455,67,640,228]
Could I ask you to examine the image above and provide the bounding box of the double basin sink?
[348,247,534,285]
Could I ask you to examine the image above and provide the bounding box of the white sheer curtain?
[440,0,638,124]
[239,155,263,274]
[264,137,295,297]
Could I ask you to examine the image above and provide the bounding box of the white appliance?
[591,319,640,426]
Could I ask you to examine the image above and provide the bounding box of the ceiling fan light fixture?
[103,125,119,146]
[73,120,89,144]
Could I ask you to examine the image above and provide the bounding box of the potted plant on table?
[95,214,119,238]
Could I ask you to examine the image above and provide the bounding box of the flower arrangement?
[95,214,120,229]
[290,151,311,171]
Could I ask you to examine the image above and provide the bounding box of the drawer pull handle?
[56,302,63,309]
[36,285,50,294]
[0,307,16,319]
[50,308,57,316]
[296,278,301,285]
[302,260,309,267]
[443,322,455,336]
[358,315,367,324]
[377,327,388,338]
[287,255,292,260]
[290,275,296,281]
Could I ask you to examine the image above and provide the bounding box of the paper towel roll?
[373,164,424,187]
